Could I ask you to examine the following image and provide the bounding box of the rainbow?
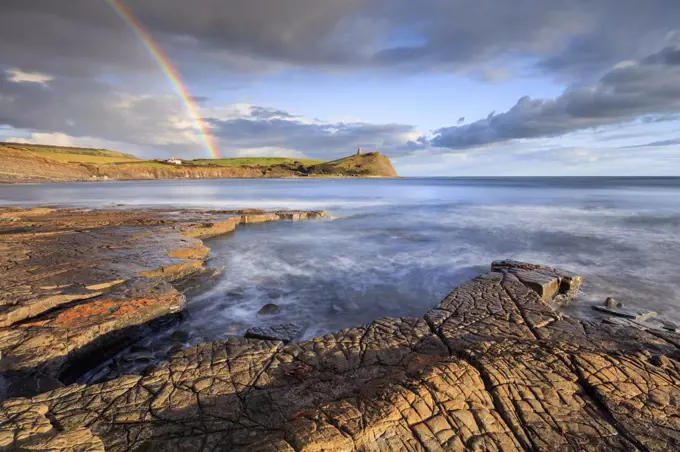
[106,0,220,159]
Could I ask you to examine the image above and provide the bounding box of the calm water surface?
[3,177,679,378]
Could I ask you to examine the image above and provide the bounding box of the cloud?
[642,113,680,123]
[0,70,419,159]
[432,45,680,149]
[6,69,53,85]
[2,0,680,165]
[2,132,153,156]
[248,106,296,120]
[208,107,421,159]
[625,138,680,149]
[0,69,204,156]
[1,1,679,79]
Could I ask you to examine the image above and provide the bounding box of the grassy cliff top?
[1,143,398,177]
[307,152,398,177]
[1,143,139,164]
[190,157,325,167]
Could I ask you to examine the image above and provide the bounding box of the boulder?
[170,329,190,342]
[491,259,584,300]
[605,296,622,308]
[257,303,281,315]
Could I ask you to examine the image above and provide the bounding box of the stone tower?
[357,147,363,155]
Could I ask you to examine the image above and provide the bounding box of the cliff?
[0,145,399,183]
[0,146,93,183]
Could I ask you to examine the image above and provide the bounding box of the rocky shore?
[0,207,329,397]
[1,207,679,451]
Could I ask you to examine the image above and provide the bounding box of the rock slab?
[245,323,304,343]
[593,304,658,320]
[1,260,678,451]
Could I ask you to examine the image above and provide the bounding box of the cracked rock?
[1,209,678,451]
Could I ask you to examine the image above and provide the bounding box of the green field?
[29,150,140,164]
[190,157,325,167]
[111,161,173,169]
[1,142,333,169]
[1,143,139,164]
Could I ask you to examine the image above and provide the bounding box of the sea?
[2,177,679,378]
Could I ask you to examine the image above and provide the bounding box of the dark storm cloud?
[432,45,680,150]
[0,2,151,77]
[2,0,680,156]
[1,0,679,78]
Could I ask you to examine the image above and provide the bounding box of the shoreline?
[1,206,679,450]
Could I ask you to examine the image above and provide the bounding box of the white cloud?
[3,131,151,156]
[6,69,53,86]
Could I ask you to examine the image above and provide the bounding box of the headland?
[0,143,398,183]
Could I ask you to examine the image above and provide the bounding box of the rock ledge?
[1,210,679,451]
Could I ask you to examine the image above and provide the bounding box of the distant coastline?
[0,143,398,183]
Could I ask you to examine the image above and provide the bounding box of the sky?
[1,0,679,176]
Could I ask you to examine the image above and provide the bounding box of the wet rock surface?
[592,304,657,320]
[1,212,679,451]
[0,207,329,400]
[245,323,304,343]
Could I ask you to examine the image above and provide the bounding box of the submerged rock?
[170,330,190,343]
[661,319,680,333]
[245,323,304,343]
[257,303,281,315]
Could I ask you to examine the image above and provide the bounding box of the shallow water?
[3,177,680,379]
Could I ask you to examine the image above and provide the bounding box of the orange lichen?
[24,296,167,328]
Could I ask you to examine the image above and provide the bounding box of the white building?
[166,158,183,165]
